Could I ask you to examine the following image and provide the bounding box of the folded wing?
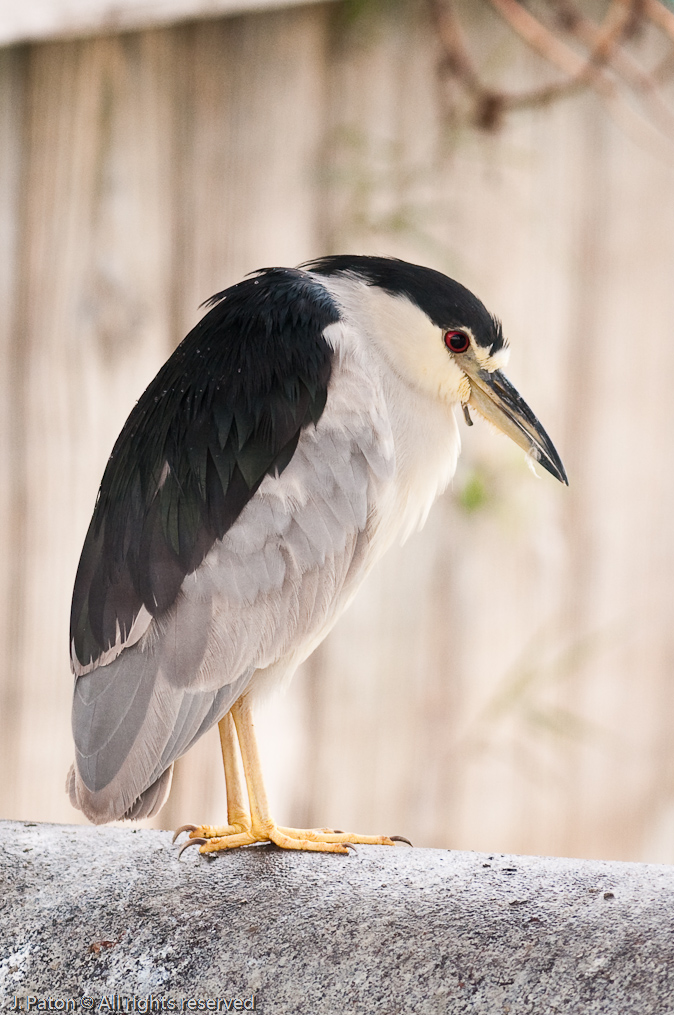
[68,272,395,823]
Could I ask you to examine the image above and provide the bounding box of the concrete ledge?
[1,820,674,1013]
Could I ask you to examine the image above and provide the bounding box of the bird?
[67,255,567,856]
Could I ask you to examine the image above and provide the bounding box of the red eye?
[445,330,470,354]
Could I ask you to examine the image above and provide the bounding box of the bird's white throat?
[317,276,463,547]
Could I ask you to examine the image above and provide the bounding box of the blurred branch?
[548,0,674,137]
[645,0,674,43]
[490,0,634,77]
[429,0,674,157]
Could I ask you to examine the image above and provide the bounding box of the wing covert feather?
[70,269,337,674]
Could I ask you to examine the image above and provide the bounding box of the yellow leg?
[172,712,252,844]
[220,710,250,829]
[186,696,397,856]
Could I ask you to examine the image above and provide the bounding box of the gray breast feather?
[70,357,395,823]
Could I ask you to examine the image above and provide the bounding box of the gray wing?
[69,357,395,823]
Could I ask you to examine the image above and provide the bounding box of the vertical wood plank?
[6,31,177,822]
[0,46,27,815]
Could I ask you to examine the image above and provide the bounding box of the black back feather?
[71,268,337,671]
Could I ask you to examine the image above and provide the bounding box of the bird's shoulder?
[71,268,339,675]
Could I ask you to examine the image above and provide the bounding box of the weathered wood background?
[1,0,674,862]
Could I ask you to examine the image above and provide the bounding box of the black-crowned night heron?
[68,255,567,855]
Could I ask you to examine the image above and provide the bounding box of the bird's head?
[305,256,567,485]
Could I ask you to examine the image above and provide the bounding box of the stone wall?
[2,821,673,1013]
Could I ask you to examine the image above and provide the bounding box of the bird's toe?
[172,824,197,844]
[177,837,208,859]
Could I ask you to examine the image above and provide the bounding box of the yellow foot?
[174,821,406,857]
[172,819,251,842]
[277,826,396,848]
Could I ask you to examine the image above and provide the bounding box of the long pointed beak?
[465,367,568,485]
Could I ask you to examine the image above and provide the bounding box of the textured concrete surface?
[2,820,674,1013]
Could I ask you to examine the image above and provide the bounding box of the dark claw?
[343,843,359,855]
[390,835,413,847]
[177,837,208,859]
[332,829,344,834]
[172,824,197,844]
